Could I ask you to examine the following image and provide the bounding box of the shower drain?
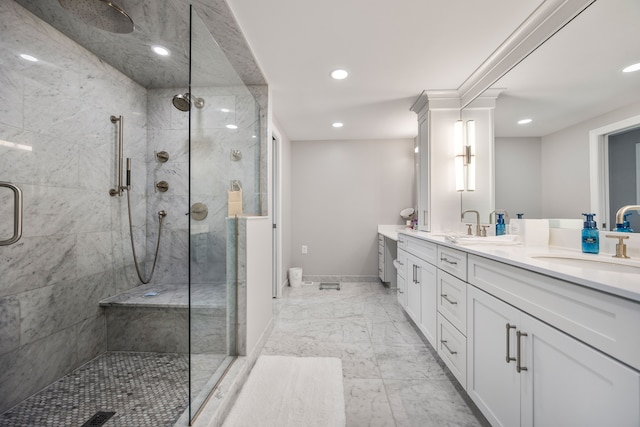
[81,411,115,427]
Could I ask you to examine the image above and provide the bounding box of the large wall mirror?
[461,0,640,231]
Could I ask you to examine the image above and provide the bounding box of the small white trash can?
[288,267,303,288]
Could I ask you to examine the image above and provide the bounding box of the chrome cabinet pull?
[505,323,516,363]
[441,340,457,355]
[0,182,23,246]
[441,294,457,305]
[440,257,457,266]
[415,265,420,284]
[516,331,528,373]
[412,264,417,283]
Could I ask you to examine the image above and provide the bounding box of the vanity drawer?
[405,235,437,265]
[437,270,467,335]
[437,246,467,281]
[437,313,467,390]
[468,254,640,371]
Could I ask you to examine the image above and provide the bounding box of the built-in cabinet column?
[410,91,465,233]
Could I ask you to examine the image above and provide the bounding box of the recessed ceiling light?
[226,124,238,129]
[518,119,533,125]
[332,122,344,128]
[151,45,170,56]
[622,63,640,73]
[330,69,349,80]
[221,108,230,113]
[20,54,38,62]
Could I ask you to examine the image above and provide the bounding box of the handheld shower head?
[172,93,205,111]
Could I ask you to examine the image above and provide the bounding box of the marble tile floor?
[0,352,228,427]
[261,282,490,427]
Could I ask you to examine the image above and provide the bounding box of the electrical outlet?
[301,245,308,254]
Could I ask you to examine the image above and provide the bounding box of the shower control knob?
[155,151,169,163]
[155,181,169,192]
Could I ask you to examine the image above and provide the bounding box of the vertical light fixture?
[454,120,465,191]
[466,120,476,191]
[454,119,476,191]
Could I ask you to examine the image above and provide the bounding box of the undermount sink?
[528,253,640,274]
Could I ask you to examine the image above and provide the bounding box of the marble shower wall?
[0,1,148,413]
[147,86,261,286]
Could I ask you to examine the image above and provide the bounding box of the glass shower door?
[187,6,261,422]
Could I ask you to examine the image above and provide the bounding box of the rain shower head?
[172,93,205,112]
[58,0,134,34]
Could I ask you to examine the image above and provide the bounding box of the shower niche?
[1,1,265,425]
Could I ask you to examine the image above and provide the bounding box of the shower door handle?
[0,181,23,246]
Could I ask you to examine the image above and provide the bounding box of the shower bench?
[99,283,228,354]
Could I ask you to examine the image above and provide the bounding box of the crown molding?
[457,0,596,108]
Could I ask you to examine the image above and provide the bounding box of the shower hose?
[125,187,166,284]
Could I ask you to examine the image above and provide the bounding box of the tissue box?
[511,219,549,247]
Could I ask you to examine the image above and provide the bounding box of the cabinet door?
[520,312,640,427]
[396,249,408,308]
[396,271,407,308]
[406,255,421,326]
[467,285,521,427]
[417,258,437,347]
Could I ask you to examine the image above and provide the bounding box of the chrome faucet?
[461,210,481,236]
[615,205,640,227]
[489,209,509,224]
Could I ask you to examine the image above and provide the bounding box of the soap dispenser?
[581,213,599,254]
[614,212,634,232]
[496,213,506,236]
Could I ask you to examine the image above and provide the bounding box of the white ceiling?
[226,0,543,141]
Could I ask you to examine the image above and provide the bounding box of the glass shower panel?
[188,7,261,421]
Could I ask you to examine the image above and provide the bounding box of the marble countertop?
[398,229,640,303]
[377,225,408,242]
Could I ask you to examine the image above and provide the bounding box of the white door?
[520,312,640,427]
[467,285,521,427]
[271,135,280,298]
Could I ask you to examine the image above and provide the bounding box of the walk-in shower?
[1,1,264,426]
[172,93,205,111]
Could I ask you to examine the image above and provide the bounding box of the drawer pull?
[516,331,528,373]
[440,257,457,266]
[441,294,458,305]
[505,323,516,363]
[441,340,457,355]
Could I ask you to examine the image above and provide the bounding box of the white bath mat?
[222,355,346,427]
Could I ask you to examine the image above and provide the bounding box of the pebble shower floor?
[0,352,189,427]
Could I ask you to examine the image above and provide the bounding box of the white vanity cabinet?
[400,235,438,347]
[467,258,640,427]
[435,246,469,389]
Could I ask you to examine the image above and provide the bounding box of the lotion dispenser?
[581,213,599,254]
[496,213,506,236]
[614,212,634,232]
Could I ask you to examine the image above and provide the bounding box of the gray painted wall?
[495,137,542,219]
[290,139,414,278]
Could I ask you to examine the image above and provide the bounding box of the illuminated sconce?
[455,120,475,192]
